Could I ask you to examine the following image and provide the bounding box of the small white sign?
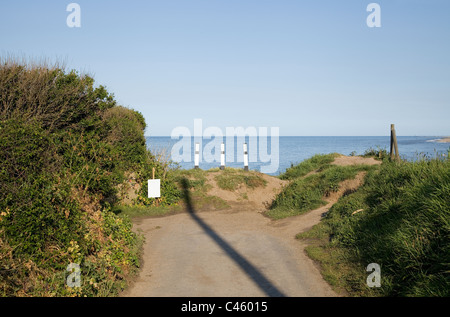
[148,179,161,198]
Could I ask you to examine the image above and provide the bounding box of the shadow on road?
[180,178,286,297]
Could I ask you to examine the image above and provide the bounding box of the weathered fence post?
[390,124,400,162]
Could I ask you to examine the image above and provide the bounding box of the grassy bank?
[296,154,449,296]
[113,168,225,219]
[266,154,378,219]
[114,167,268,219]
[279,153,340,180]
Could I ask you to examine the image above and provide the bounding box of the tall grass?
[267,163,375,219]
[214,168,267,191]
[279,153,340,180]
[298,155,450,296]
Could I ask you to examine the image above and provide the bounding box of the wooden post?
[220,142,225,170]
[243,142,249,171]
[390,125,394,160]
[152,167,155,180]
[194,142,200,169]
[390,124,400,162]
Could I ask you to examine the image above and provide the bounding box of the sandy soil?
[331,155,382,166]
[121,156,381,297]
[205,171,290,212]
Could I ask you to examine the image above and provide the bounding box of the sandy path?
[121,209,336,297]
[121,156,380,297]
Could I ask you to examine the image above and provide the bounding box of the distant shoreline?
[436,137,450,143]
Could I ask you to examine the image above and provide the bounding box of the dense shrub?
[312,156,450,296]
[0,119,82,259]
[133,152,183,207]
[101,106,147,169]
[0,59,155,296]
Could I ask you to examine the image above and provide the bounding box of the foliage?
[297,155,450,296]
[362,146,389,161]
[132,151,184,207]
[0,119,82,259]
[0,59,155,296]
[214,168,267,191]
[0,60,115,132]
[267,161,374,219]
[279,153,340,180]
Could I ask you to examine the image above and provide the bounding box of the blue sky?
[1,0,449,136]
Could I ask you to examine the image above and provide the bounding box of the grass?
[115,167,268,219]
[172,168,208,185]
[362,146,389,160]
[280,153,340,180]
[213,168,267,191]
[303,244,371,296]
[296,155,450,297]
[266,163,376,220]
[113,204,184,218]
[172,168,232,211]
[297,218,378,296]
[114,168,235,218]
[114,192,231,219]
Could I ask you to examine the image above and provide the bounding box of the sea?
[146,136,449,176]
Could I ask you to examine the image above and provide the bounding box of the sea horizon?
[145,135,449,137]
[146,136,450,176]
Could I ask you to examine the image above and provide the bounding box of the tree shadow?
[180,178,286,297]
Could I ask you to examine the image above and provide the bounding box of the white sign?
[148,179,161,198]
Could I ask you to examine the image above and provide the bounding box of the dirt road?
[121,156,380,297]
[121,207,336,297]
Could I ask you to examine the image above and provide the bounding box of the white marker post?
[220,142,225,170]
[243,142,249,171]
[194,142,200,169]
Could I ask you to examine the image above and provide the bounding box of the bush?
[362,146,389,161]
[0,119,82,259]
[0,59,153,296]
[101,106,147,169]
[0,62,115,132]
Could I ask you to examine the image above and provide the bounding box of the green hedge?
[0,60,156,296]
